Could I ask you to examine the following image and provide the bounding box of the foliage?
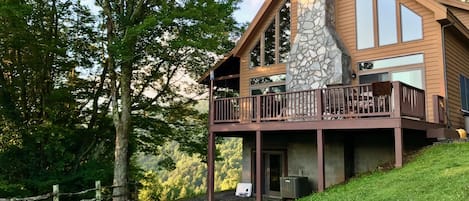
[138,138,242,201]
[0,0,114,197]
[94,0,241,198]
[0,0,241,199]
[299,143,469,201]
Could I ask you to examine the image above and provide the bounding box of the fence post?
[95,181,102,201]
[53,184,59,201]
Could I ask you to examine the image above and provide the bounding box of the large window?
[250,0,291,67]
[356,0,423,49]
[279,0,291,63]
[401,5,423,42]
[356,0,375,49]
[250,74,286,95]
[358,54,424,89]
[378,0,397,46]
[461,75,469,112]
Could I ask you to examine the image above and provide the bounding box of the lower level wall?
[240,129,413,192]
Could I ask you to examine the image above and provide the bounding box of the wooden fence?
[0,181,108,201]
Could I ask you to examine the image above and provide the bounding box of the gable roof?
[416,0,448,20]
[438,0,469,11]
[198,0,278,84]
[198,0,469,84]
[437,0,469,38]
[231,0,277,56]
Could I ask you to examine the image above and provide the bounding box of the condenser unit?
[280,176,310,199]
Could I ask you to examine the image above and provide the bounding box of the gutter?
[441,22,454,128]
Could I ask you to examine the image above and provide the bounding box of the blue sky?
[234,0,265,23]
[81,0,264,24]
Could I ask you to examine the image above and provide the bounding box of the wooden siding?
[336,0,445,123]
[238,0,295,97]
[445,29,469,129]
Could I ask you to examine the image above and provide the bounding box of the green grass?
[299,142,469,201]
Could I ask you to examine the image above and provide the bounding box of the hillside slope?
[300,143,469,201]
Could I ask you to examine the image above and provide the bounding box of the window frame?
[249,0,291,68]
[377,0,398,46]
[356,0,376,50]
[355,0,424,50]
[250,74,286,95]
[358,54,426,89]
[400,4,424,42]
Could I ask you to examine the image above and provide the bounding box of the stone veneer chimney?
[286,0,351,91]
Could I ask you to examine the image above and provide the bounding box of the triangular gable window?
[250,0,291,68]
[401,5,423,42]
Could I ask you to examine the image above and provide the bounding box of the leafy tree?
[0,0,114,196]
[0,0,241,199]
[94,0,240,199]
[137,138,242,200]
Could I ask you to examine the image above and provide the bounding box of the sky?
[234,0,265,23]
[81,0,265,24]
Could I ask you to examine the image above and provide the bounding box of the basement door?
[252,151,286,197]
[266,153,283,196]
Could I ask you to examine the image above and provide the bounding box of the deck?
[206,82,448,201]
[210,81,438,133]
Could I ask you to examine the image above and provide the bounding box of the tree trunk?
[112,61,132,201]
[113,124,129,200]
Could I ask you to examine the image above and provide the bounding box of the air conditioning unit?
[280,176,310,199]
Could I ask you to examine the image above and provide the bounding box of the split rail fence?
[0,181,126,201]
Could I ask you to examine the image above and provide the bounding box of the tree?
[0,0,115,196]
[94,0,240,200]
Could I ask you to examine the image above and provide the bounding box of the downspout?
[441,22,454,128]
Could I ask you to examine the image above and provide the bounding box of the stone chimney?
[286,0,351,91]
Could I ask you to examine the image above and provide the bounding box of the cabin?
[198,0,469,200]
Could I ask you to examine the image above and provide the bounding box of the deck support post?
[317,129,325,192]
[256,130,263,201]
[207,132,215,201]
[207,71,215,201]
[394,128,403,168]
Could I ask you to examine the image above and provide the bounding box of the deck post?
[394,127,403,168]
[316,90,323,120]
[317,129,325,192]
[207,132,215,201]
[207,71,215,201]
[392,82,402,118]
[256,130,263,201]
[53,184,59,201]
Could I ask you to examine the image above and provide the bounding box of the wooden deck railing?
[212,81,426,124]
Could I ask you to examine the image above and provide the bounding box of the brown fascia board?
[231,0,276,56]
[447,10,469,39]
[438,0,469,11]
[438,1,469,37]
[197,0,276,84]
[416,0,448,20]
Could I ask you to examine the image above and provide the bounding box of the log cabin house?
[198,0,469,200]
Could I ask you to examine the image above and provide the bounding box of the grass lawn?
[299,142,469,201]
